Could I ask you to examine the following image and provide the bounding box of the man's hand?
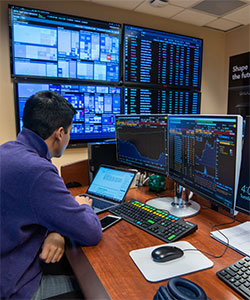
[74,195,93,206]
[40,232,65,263]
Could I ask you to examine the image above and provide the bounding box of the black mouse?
[151,246,184,263]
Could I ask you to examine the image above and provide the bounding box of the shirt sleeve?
[28,166,102,246]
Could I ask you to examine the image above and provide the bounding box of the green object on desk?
[148,174,166,192]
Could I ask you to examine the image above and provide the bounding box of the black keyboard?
[217,256,250,300]
[109,199,198,243]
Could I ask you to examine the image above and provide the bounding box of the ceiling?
[81,0,250,32]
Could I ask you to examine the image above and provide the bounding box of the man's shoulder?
[1,141,57,175]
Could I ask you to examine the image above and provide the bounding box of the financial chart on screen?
[9,6,121,82]
[168,115,243,210]
[124,24,202,89]
[124,87,201,114]
[16,82,121,143]
[116,114,169,175]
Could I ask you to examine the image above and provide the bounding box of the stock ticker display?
[16,82,121,142]
[116,115,169,175]
[124,25,203,89]
[169,116,241,209]
[124,87,201,114]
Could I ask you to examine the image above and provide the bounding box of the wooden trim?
[61,160,89,187]
[66,243,111,300]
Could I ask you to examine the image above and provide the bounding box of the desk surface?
[66,186,250,300]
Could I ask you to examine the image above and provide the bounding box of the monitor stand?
[146,184,200,218]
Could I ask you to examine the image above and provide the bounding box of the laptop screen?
[87,166,135,202]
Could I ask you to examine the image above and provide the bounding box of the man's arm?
[31,169,102,246]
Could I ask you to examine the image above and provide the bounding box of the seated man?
[0,91,102,299]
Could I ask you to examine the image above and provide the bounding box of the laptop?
[80,165,137,214]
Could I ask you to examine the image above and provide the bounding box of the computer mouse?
[151,246,184,263]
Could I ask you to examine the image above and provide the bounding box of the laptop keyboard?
[92,198,112,209]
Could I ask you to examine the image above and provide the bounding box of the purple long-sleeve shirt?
[0,128,102,299]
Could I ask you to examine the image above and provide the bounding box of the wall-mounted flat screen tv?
[124,86,201,114]
[9,5,121,83]
[15,82,122,146]
[124,24,203,90]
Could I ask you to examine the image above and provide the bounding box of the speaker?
[88,142,120,182]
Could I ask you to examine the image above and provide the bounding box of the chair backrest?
[61,159,89,187]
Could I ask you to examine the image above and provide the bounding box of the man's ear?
[54,127,64,141]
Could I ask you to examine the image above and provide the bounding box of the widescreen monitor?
[15,82,121,145]
[124,24,203,90]
[124,87,201,115]
[9,5,121,82]
[116,114,169,176]
[235,116,250,215]
[168,115,243,212]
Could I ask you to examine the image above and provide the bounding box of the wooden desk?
[66,186,250,300]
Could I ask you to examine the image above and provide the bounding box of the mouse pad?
[129,241,214,282]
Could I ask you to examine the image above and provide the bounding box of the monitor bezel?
[168,114,243,212]
[115,113,169,176]
[8,5,122,84]
[122,24,203,91]
[14,80,124,147]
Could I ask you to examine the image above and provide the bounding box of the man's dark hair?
[23,91,76,140]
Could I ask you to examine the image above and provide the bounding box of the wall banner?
[228,52,250,118]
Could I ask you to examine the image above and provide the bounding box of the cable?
[183,218,237,259]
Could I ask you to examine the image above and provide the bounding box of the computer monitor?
[150,115,243,218]
[9,5,121,82]
[123,24,203,90]
[115,114,169,176]
[124,87,201,114]
[235,116,250,215]
[15,82,121,145]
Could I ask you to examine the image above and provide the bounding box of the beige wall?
[1,0,249,171]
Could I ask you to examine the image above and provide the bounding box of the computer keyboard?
[217,256,250,300]
[109,199,198,243]
[92,198,112,209]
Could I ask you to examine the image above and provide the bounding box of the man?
[0,91,102,299]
